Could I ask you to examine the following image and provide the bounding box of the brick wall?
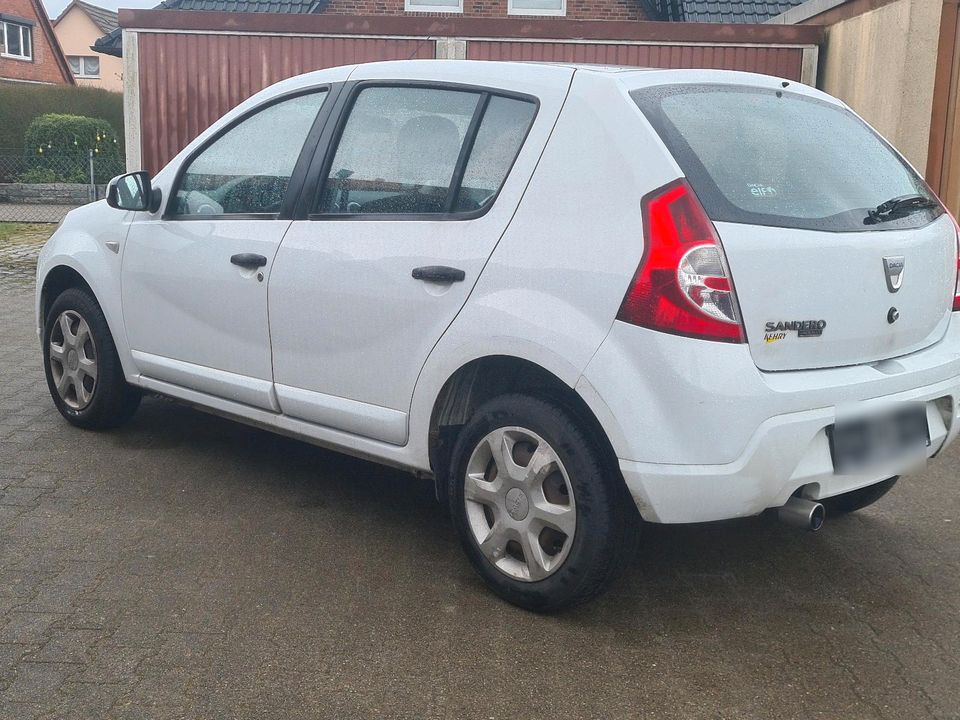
[320,0,648,21]
[0,0,71,84]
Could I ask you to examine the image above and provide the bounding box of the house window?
[1,20,33,61]
[67,56,101,78]
[404,0,463,13]
[508,0,566,15]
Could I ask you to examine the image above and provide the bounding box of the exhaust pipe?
[778,496,825,531]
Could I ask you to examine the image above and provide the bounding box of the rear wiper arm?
[865,194,938,224]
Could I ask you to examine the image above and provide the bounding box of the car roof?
[259,59,816,95]
[228,60,837,134]
[155,58,839,184]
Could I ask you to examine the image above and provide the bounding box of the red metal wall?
[138,33,434,173]
[137,31,808,173]
[467,41,804,79]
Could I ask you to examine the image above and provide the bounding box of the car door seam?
[404,70,579,429]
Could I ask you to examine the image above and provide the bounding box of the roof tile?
[160,0,317,11]
[674,0,803,22]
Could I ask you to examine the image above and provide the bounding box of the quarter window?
[1,20,32,60]
[456,96,537,212]
[171,90,327,217]
[316,86,536,217]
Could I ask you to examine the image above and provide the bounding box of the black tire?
[448,393,637,612]
[822,476,899,515]
[42,287,141,430]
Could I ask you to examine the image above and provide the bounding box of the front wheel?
[448,394,636,612]
[43,287,141,429]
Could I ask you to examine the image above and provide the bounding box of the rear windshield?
[631,85,941,232]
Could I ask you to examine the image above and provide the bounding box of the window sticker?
[748,183,778,198]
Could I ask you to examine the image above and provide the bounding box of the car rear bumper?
[578,319,960,523]
[619,379,955,523]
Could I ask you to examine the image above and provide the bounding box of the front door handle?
[412,266,466,283]
[231,253,267,269]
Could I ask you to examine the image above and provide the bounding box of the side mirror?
[106,171,161,213]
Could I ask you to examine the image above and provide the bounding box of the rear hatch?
[632,83,956,371]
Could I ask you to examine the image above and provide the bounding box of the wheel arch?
[39,265,94,330]
[37,257,137,381]
[424,354,622,507]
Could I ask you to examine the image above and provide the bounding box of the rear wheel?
[448,394,636,612]
[821,476,899,515]
[43,288,141,429]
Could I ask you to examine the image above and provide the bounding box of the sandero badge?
[763,319,827,343]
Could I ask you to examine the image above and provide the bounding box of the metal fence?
[0,149,125,223]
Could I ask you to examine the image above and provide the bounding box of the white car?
[36,60,960,610]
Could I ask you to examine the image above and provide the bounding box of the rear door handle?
[231,253,267,269]
[412,266,466,283]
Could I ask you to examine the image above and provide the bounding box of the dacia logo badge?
[883,256,905,293]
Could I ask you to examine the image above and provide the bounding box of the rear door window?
[314,86,536,217]
[632,85,941,232]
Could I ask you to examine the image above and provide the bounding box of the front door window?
[171,90,328,217]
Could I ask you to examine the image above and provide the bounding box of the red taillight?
[617,179,745,343]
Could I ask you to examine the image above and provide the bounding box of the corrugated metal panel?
[466,41,804,80]
[139,32,807,172]
[138,33,433,172]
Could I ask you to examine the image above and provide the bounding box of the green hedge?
[14,114,124,184]
[0,81,123,152]
[24,114,120,159]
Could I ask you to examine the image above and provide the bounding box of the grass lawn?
[0,222,54,245]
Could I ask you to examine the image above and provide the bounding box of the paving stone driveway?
[1,229,959,719]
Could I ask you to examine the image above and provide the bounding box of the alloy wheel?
[48,310,98,410]
[464,426,576,582]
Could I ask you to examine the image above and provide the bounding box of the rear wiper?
[864,194,938,225]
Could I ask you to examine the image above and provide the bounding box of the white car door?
[269,68,571,445]
[121,89,331,411]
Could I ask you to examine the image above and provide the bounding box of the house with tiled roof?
[54,0,122,91]
[154,0,807,19]
[91,0,808,61]
[1,0,74,84]
[93,0,658,58]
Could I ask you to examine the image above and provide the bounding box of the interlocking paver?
[75,643,154,685]
[0,487,44,507]
[0,662,76,703]
[1,225,960,718]
[28,629,100,665]
[0,613,67,645]
[45,682,123,720]
[17,474,59,490]
[0,700,46,720]
[0,643,31,684]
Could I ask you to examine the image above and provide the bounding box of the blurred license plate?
[829,404,929,474]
